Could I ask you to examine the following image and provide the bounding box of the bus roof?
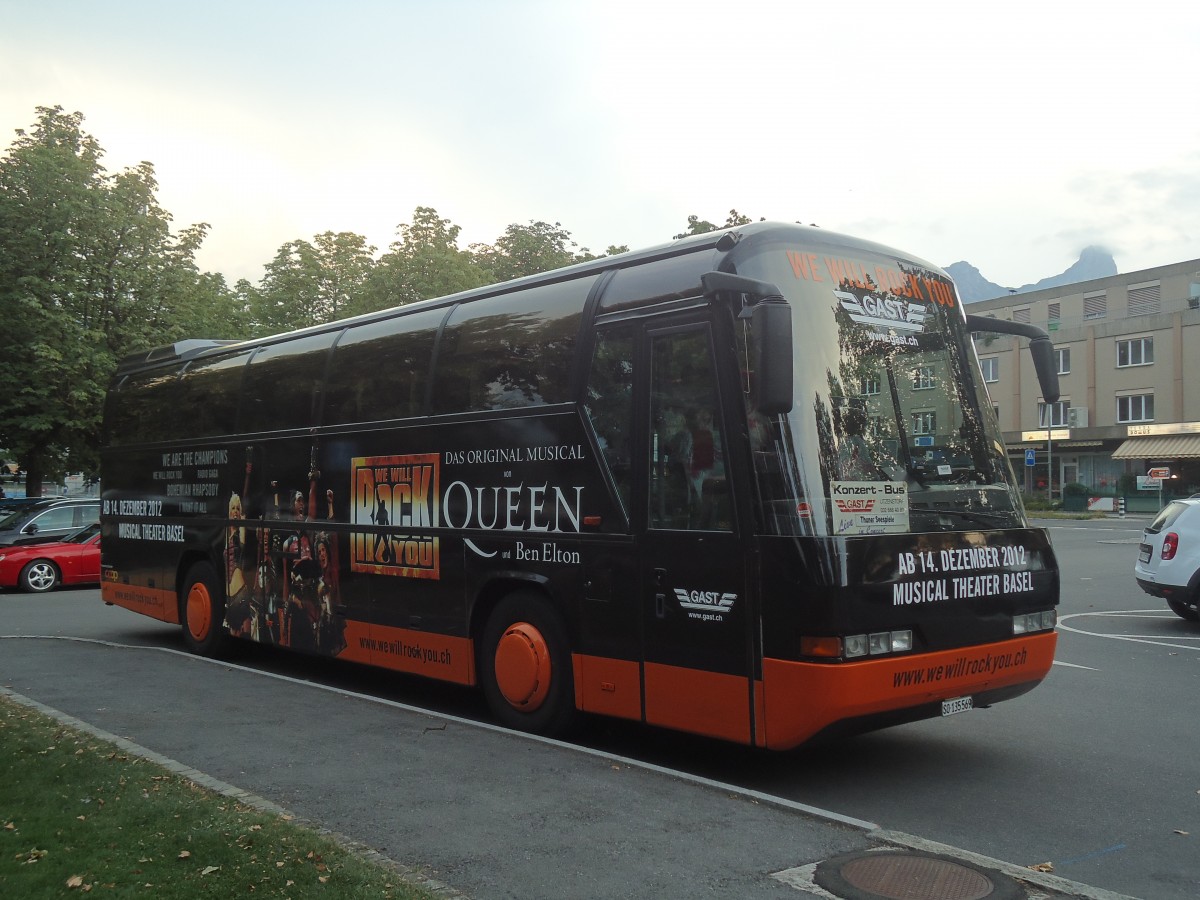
[114,222,948,379]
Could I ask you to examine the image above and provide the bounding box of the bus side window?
[241,332,339,433]
[584,327,634,516]
[324,309,443,424]
[107,367,184,445]
[649,329,731,532]
[431,279,594,414]
[178,349,254,437]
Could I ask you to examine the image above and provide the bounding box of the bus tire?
[479,591,577,737]
[180,562,231,658]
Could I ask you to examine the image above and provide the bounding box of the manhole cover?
[814,850,1023,900]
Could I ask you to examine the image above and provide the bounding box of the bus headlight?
[846,629,912,658]
[844,634,869,658]
[1013,610,1056,634]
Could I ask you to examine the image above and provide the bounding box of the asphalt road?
[2,515,1191,898]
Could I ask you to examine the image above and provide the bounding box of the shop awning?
[1112,435,1200,459]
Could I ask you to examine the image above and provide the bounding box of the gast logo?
[673,588,737,612]
[835,289,928,333]
[835,498,876,513]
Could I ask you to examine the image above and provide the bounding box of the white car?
[1135,497,1200,621]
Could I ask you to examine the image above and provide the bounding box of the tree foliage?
[358,207,486,315]
[248,231,376,336]
[0,107,228,489]
[673,209,758,239]
[2,106,747,486]
[471,219,593,283]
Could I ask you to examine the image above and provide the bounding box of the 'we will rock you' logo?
[351,454,440,579]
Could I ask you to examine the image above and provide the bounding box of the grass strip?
[0,693,439,898]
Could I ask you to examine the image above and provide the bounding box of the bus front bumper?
[759,631,1057,750]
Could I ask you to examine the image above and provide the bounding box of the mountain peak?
[949,247,1117,303]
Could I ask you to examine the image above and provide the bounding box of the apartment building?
[967,258,1200,499]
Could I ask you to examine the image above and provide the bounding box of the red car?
[0,523,100,592]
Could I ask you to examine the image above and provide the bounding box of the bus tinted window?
[241,332,340,433]
[585,326,635,517]
[432,279,595,413]
[650,328,731,531]
[598,253,714,312]
[178,348,254,437]
[324,307,446,424]
[107,367,184,445]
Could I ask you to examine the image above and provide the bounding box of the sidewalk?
[0,636,1132,900]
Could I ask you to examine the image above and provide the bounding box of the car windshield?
[0,507,32,528]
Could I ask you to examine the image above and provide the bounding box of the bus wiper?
[909,505,1011,526]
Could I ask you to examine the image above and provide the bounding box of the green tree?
[673,209,757,239]
[471,219,588,282]
[359,207,486,314]
[249,231,376,335]
[0,107,217,490]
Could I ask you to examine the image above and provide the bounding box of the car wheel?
[180,561,231,657]
[1166,595,1200,622]
[478,591,578,737]
[19,560,59,593]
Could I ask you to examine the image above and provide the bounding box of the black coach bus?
[100,222,1060,749]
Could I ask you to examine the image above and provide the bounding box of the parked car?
[0,498,100,548]
[0,522,100,592]
[1134,497,1200,621]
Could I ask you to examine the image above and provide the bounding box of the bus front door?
[640,324,754,745]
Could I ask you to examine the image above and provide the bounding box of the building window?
[912,411,936,435]
[992,403,1001,423]
[1047,302,1060,322]
[1013,307,1031,324]
[1127,282,1161,317]
[913,366,935,390]
[860,376,880,396]
[1038,400,1069,428]
[1055,347,1071,375]
[1117,394,1154,423]
[1084,292,1106,320]
[980,358,999,382]
[1116,337,1153,367]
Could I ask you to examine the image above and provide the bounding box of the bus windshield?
[734,241,1024,537]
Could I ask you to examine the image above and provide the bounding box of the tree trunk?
[22,456,44,497]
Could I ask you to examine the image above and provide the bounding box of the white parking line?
[1057,611,1200,653]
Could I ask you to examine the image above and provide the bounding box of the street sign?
[1025,449,1036,467]
[1147,467,1171,479]
[1137,476,1162,491]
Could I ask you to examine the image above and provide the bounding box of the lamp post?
[1047,424,1052,504]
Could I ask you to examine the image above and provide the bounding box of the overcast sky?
[4,0,1198,290]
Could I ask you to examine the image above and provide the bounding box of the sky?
[3,0,1198,290]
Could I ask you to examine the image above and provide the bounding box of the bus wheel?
[180,562,230,658]
[480,592,577,737]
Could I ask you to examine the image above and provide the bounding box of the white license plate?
[942,696,973,717]
[1138,545,1152,563]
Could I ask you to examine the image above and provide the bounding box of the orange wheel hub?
[494,622,551,711]
[186,582,212,643]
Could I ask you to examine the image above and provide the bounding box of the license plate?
[942,696,973,717]
[1139,545,1152,564]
